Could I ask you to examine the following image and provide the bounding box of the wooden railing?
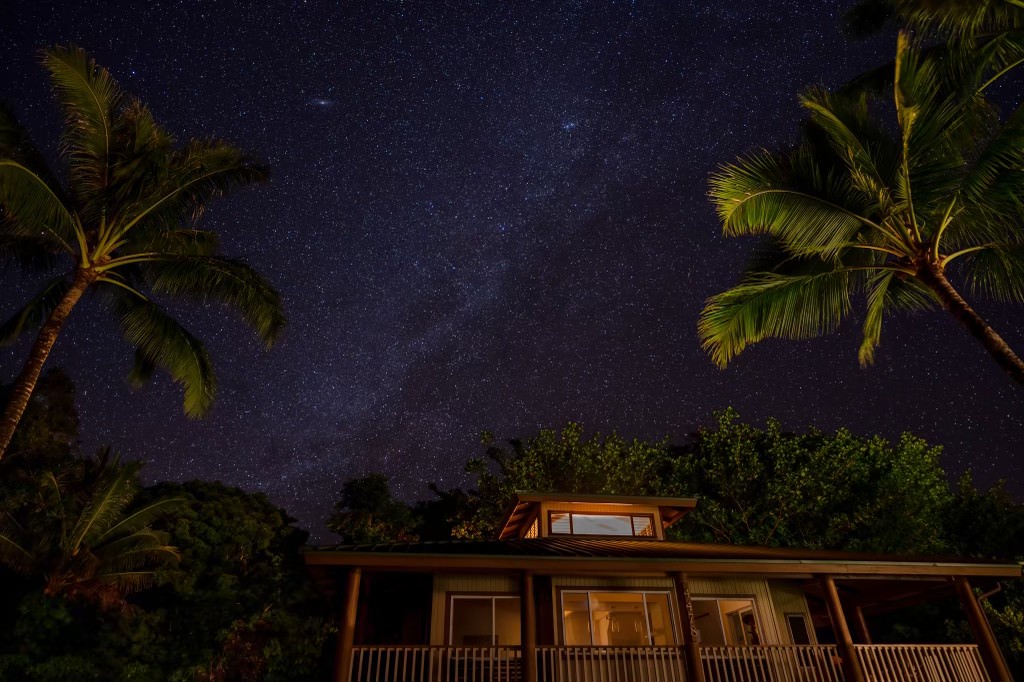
[348,643,991,682]
[350,645,522,682]
[855,644,989,682]
[700,645,843,682]
[538,645,687,681]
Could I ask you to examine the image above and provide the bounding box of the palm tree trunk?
[918,262,1024,384]
[0,267,94,459]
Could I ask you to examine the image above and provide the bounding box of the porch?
[347,643,989,682]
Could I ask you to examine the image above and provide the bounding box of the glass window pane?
[550,512,571,534]
[562,592,591,645]
[570,514,634,536]
[719,599,759,645]
[787,614,811,645]
[645,593,676,645]
[590,592,648,645]
[693,599,725,645]
[494,598,522,646]
[451,598,495,645]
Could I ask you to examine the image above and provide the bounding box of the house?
[305,492,1022,682]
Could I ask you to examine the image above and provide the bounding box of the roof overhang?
[304,548,1023,580]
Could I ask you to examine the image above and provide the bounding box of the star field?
[1,1,1021,538]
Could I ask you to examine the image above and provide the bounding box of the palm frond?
[960,244,1024,303]
[112,139,268,243]
[109,288,216,417]
[799,88,891,199]
[96,497,184,543]
[859,271,937,365]
[698,261,854,368]
[959,100,1024,223]
[67,464,137,551]
[710,150,876,258]
[0,160,78,254]
[140,256,284,346]
[131,229,221,257]
[886,0,1024,38]
[0,277,71,345]
[41,45,125,203]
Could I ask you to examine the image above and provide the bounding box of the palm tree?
[0,46,284,458]
[0,449,181,612]
[699,33,1024,383]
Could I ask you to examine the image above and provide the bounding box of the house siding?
[430,574,519,644]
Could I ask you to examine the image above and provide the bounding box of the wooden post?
[521,571,538,682]
[853,606,872,645]
[335,567,362,682]
[820,575,866,682]
[955,577,1014,682]
[672,572,706,682]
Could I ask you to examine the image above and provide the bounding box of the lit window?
[525,518,539,538]
[692,598,760,645]
[548,512,657,537]
[561,591,676,646]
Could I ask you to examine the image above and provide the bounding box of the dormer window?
[497,493,697,541]
[549,511,655,537]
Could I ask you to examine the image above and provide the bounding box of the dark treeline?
[3,373,1024,680]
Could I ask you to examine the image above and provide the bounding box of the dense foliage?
[0,471,331,682]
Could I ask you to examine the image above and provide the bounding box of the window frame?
[557,587,679,647]
[690,596,763,646]
[447,593,522,646]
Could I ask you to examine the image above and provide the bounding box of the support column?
[853,606,872,645]
[672,572,706,682]
[955,577,1014,682]
[820,575,865,682]
[521,571,538,682]
[335,567,362,682]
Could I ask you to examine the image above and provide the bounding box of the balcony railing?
[700,644,842,682]
[351,646,522,682]
[347,644,990,682]
[538,645,686,682]
[855,644,988,682]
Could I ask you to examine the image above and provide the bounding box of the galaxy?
[1,1,1021,538]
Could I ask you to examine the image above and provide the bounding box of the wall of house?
[687,576,816,645]
[428,572,815,647]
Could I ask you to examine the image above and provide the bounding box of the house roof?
[304,536,1023,579]
[497,492,699,540]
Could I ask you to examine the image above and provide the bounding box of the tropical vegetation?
[0,45,284,458]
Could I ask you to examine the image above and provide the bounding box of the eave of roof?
[303,537,1024,579]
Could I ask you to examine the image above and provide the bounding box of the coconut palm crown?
[0,450,181,612]
[699,33,1024,383]
[0,46,284,457]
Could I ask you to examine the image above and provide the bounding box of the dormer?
[497,492,697,541]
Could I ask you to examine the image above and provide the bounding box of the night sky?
[1,1,1021,538]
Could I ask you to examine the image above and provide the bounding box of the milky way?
[1,1,1021,538]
